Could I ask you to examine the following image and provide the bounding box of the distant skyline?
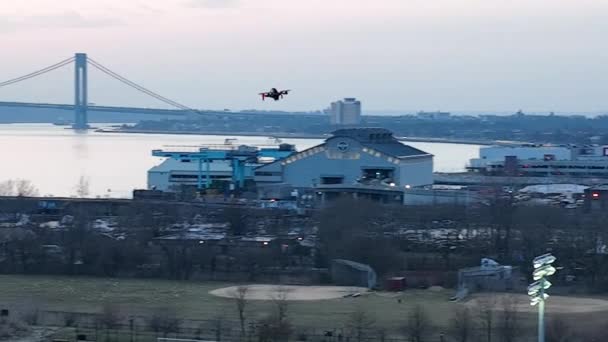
[1,0,608,114]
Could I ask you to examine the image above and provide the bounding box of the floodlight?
[533,265,556,281]
[533,253,556,268]
[527,280,551,295]
[530,294,549,306]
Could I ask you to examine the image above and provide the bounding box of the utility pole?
[528,253,557,342]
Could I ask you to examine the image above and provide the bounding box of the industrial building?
[327,98,362,125]
[148,144,296,192]
[583,185,608,212]
[145,128,482,206]
[455,259,518,300]
[254,128,433,189]
[468,144,608,177]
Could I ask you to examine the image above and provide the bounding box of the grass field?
[0,275,459,330]
[1,274,607,336]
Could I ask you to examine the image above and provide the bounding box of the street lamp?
[528,253,556,342]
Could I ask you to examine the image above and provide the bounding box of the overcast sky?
[1,0,607,114]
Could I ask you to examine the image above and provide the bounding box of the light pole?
[528,253,557,342]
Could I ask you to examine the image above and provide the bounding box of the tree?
[270,286,291,324]
[317,197,401,275]
[546,316,576,342]
[257,287,293,342]
[223,205,249,236]
[211,315,225,342]
[496,296,520,342]
[98,303,122,341]
[232,285,249,336]
[405,305,431,342]
[75,175,91,198]
[476,296,496,342]
[257,314,293,342]
[0,179,39,197]
[448,307,473,342]
[147,307,181,338]
[347,307,375,342]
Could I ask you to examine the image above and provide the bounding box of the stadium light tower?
[528,253,556,342]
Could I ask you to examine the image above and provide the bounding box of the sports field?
[0,275,607,331]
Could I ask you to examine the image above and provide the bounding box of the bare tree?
[448,307,474,342]
[211,315,225,342]
[0,179,39,197]
[546,316,575,342]
[250,286,293,342]
[0,180,14,196]
[232,285,249,336]
[405,305,431,342]
[224,205,249,236]
[257,314,293,342]
[347,307,376,342]
[496,296,520,342]
[63,312,79,327]
[19,304,39,326]
[476,296,496,342]
[75,175,91,198]
[147,307,181,338]
[98,304,122,341]
[15,179,39,197]
[270,286,291,324]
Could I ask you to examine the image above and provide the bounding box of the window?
[321,176,344,185]
[255,171,281,176]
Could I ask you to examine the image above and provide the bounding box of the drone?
[259,88,291,101]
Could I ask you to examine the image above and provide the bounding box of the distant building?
[417,111,451,120]
[456,259,518,299]
[468,144,608,177]
[327,98,361,125]
[584,185,608,212]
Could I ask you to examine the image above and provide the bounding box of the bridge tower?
[73,53,88,129]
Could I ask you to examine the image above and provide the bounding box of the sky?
[1,0,607,114]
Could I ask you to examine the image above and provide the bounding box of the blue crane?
[152,144,295,190]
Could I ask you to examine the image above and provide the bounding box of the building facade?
[327,98,361,125]
[468,144,608,178]
[254,128,433,189]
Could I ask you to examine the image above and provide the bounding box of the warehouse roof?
[331,128,431,158]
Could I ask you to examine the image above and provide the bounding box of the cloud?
[0,10,123,33]
[30,11,123,28]
[185,0,240,9]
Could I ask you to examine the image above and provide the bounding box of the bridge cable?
[0,57,75,89]
[87,58,199,112]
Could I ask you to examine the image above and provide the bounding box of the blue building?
[254,128,434,190]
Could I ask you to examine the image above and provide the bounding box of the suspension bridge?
[0,53,223,129]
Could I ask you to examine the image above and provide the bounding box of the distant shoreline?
[97,128,513,146]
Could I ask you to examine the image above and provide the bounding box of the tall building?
[327,98,361,125]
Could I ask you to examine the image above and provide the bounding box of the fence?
[16,309,538,342]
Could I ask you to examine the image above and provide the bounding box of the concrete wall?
[403,188,481,206]
[398,157,434,187]
[148,171,170,191]
[480,146,572,161]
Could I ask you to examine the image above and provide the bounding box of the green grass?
[0,275,459,330]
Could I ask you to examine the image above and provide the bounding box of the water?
[0,124,480,198]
